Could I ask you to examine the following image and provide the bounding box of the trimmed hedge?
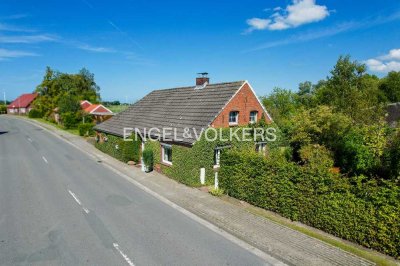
[144,127,261,186]
[78,123,94,136]
[219,150,400,258]
[95,133,141,163]
[28,109,43,118]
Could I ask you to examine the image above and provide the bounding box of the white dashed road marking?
[83,207,90,214]
[42,156,48,164]
[68,190,82,206]
[113,243,135,266]
[27,137,32,142]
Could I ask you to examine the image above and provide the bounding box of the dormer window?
[250,111,258,124]
[229,111,239,125]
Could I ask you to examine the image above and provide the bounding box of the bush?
[121,135,141,163]
[78,123,94,136]
[299,144,334,171]
[28,109,43,118]
[209,187,224,197]
[0,105,7,114]
[142,148,154,172]
[61,112,79,129]
[219,150,400,258]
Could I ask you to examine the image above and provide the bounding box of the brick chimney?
[196,72,209,86]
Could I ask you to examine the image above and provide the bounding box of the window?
[214,149,221,168]
[255,142,267,156]
[162,144,172,165]
[249,111,258,124]
[229,111,239,125]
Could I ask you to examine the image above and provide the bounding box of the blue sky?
[1,0,400,102]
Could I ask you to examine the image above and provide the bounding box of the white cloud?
[78,44,115,53]
[365,49,400,73]
[246,18,271,30]
[245,0,329,33]
[0,34,57,43]
[245,11,400,51]
[378,48,400,61]
[0,48,38,60]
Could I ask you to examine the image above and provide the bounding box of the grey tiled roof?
[94,81,245,144]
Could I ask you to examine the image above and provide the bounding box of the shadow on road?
[0,131,8,135]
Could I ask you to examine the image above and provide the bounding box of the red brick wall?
[210,82,271,128]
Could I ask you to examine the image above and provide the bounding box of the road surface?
[0,116,272,266]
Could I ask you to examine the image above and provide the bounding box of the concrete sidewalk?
[25,117,374,266]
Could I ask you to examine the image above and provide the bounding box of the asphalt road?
[0,116,271,266]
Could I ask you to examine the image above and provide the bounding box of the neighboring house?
[386,102,400,127]
[7,93,38,115]
[94,76,272,184]
[80,100,114,123]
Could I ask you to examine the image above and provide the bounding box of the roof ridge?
[150,80,246,93]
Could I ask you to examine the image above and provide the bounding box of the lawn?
[106,105,129,113]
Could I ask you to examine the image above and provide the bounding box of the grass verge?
[30,117,80,136]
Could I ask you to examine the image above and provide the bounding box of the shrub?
[28,109,43,118]
[78,123,94,136]
[209,187,224,197]
[219,150,400,258]
[299,144,334,172]
[61,112,78,129]
[0,105,7,114]
[121,134,141,163]
[142,148,154,172]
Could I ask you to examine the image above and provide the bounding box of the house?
[80,100,114,123]
[7,93,38,115]
[94,75,272,184]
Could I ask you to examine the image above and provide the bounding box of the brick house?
[94,76,272,183]
[7,93,38,115]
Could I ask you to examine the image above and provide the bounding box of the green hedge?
[0,105,6,114]
[28,109,43,118]
[219,150,400,258]
[144,127,260,186]
[95,133,141,163]
[78,123,94,136]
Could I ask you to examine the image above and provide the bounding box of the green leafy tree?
[315,56,385,124]
[339,123,388,175]
[33,67,101,118]
[261,88,299,132]
[379,71,400,103]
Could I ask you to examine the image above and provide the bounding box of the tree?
[33,67,101,118]
[315,56,384,124]
[261,88,299,131]
[58,94,81,114]
[379,71,400,103]
[338,123,388,175]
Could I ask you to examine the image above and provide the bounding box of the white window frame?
[161,143,173,165]
[249,111,258,124]
[229,111,239,125]
[255,142,267,155]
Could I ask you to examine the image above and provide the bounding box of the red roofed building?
[80,100,114,123]
[7,93,38,115]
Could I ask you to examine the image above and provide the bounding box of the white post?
[200,168,205,185]
[141,138,145,172]
[214,172,219,189]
